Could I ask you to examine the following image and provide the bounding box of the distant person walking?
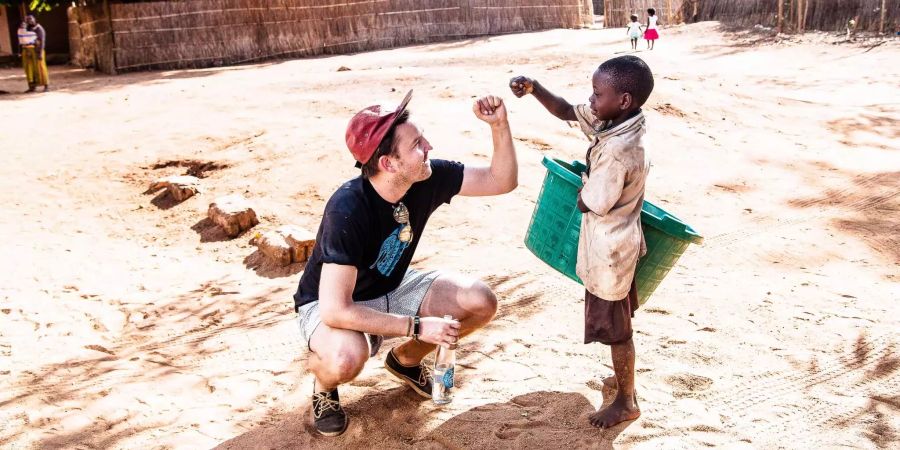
[644,8,660,50]
[18,15,50,93]
[626,15,644,51]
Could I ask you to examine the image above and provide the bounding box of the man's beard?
[397,160,432,185]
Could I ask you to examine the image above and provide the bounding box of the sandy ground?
[1,22,898,449]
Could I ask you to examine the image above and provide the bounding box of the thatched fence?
[603,1,896,33]
[684,0,897,33]
[603,0,684,28]
[68,0,594,74]
[68,3,116,73]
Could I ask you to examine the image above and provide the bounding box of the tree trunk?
[881,0,887,34]
[777,0,784,34]
[604,0,609,27]
[802,0,809,32]
[103,0,118,74]
[787,0,794,31]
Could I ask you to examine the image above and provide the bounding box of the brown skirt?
[584,278,638,345]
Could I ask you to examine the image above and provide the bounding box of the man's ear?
[620,92,633,111]
[379,155,396,173]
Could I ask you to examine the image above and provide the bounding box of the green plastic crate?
[525,156,703,304]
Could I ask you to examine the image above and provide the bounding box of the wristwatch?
[412,316,420,341]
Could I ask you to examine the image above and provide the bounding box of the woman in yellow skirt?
[18,16,50,93]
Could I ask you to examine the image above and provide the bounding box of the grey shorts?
[296,269,440,352]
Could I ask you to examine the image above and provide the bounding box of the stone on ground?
[208,195,258,238]
[148,175,201,202]
[250,225,316,266]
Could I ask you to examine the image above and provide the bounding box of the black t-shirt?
[294,159,465,310]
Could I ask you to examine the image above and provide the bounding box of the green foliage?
[0,1,64,13]
[30,1,55,12]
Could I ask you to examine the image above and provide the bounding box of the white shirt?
[627,22,643,35]
[648,16,658,30]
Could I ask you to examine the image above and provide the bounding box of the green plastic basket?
[525,156,703,304]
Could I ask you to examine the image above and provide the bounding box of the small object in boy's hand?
[509,76,534,96]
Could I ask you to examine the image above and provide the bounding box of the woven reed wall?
[68,3,116,73]
[603,0,683,27]
[687,0,897,33]
[68,0,593,74]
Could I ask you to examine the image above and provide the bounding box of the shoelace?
[418,364,433,386]
[312,391,341,419]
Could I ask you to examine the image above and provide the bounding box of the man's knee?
[467,280,498,322]
[310,327,369,383]
[330,346,368,381]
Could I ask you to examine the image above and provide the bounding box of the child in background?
[626,15,643,51]
[509,55,654,428]
[644,8,660,50]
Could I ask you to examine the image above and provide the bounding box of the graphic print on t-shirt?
[371,225,410,276]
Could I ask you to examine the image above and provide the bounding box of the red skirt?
[644,29,659,40]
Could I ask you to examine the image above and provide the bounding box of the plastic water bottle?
[432,315,456,405]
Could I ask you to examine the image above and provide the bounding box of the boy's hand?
[577,190,591,213]
[509,76,534,97]
[472,95,508,126]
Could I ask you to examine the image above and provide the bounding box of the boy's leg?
[584,282,641,428]
[590,338,640,427]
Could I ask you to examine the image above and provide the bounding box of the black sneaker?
[311,388,348,437]
[384,348,432,398]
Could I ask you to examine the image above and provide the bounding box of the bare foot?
[601,375,616,389]
[601,376,640,410]
[589,397,641,428]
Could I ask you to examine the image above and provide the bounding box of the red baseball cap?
[346,89,413,167]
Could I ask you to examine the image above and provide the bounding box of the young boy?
[510,55,653,428]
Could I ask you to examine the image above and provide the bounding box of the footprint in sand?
[666,373,714,397]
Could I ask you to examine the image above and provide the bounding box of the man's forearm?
[488,121,517,193]
[531,81,576,121]
[324,303,411,337]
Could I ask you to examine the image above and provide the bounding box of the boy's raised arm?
[509,76,577,121]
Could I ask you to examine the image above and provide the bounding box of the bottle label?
[442,367,455,388]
